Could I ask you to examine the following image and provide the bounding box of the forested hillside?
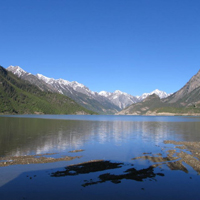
[0,66,95,115]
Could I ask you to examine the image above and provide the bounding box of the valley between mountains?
[1,65,200,115]
[6,65,170,114]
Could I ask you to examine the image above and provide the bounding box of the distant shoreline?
[116,112,200,116]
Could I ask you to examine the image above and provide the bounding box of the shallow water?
[0,115,200,200]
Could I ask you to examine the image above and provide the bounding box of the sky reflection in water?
[0,115,200,199]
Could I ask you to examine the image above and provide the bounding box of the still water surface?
[0,115,200,199]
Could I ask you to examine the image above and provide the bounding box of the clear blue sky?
[1,0,200,96]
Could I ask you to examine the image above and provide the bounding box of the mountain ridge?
[7,66,120,114]
[117,69,200,115]
[0,66,95,115]
[7,65,171,113]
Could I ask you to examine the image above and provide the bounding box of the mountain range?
[0,66,95,115]
[7,65,171,114]
[118,69,200,115]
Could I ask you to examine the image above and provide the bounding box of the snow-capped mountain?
[99,89,171,109]
[7,66,27,77]
[7,66,120,114]
[138,89,171,101]
[7,65,171,113]
[35,74,121,114]
[99,90,139,109]
[7,66,58,93]
[36,74,95,97]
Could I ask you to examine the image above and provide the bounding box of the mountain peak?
[167,69,200,103]
[99,91,112,97]
[7,65,26,77]
[114,90,124,95]
[139,89,170,101]
[152,89,160,93]
[144,93,160,101]
[150,89,168,97]
[70,81,85,89]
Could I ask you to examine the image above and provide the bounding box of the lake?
[0,115,200,200]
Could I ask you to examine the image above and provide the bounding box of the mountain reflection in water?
[1,116,200,158]
[1,116,200,200]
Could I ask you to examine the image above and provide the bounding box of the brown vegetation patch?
[132,140,200,174]
[0,153,80,167]
[69,149,85,153]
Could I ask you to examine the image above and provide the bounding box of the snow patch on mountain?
[99,91,112,97]
[36,74,55,84]
[36,73,95,97]
[70,81,85,89]
[99,90,139,109]
[58,79,70,85]
[7,65,26,77]
[138,89,171,101]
